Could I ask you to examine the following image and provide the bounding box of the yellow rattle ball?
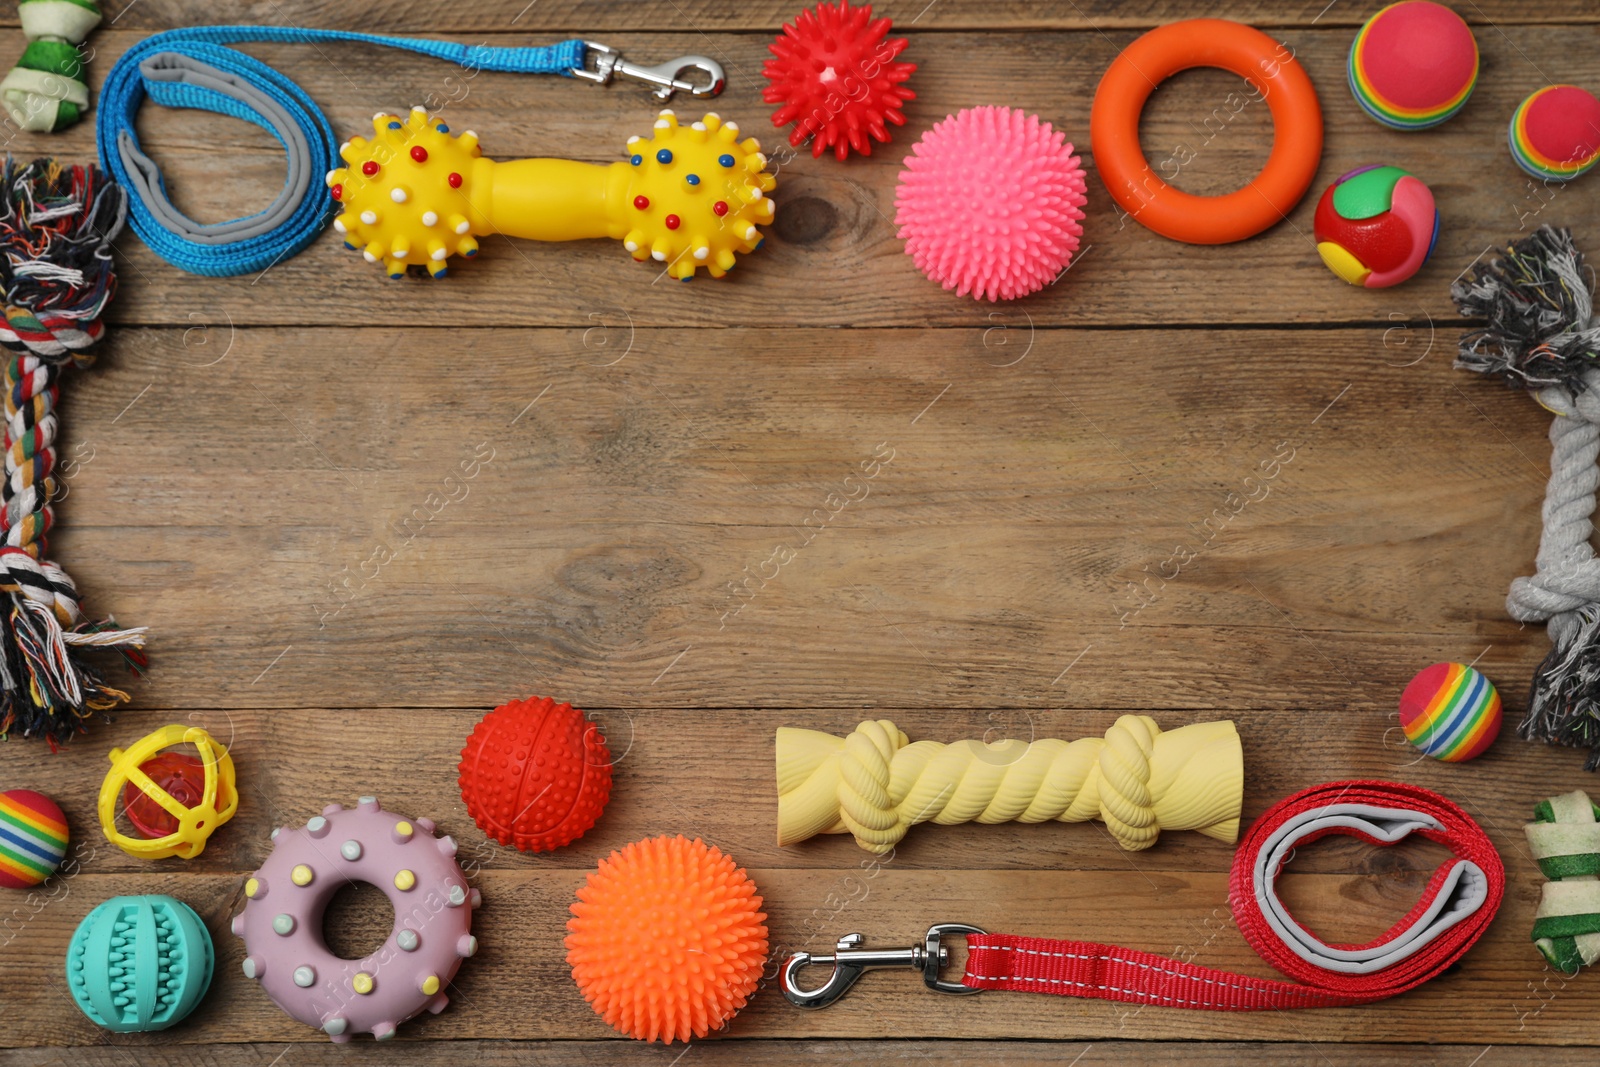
[328,106,775,281]
[98,725,238,859]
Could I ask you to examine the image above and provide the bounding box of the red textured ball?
[459,696,612,852]
[762,0,916,161]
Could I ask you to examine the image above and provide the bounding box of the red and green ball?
[1314,165,1438,289]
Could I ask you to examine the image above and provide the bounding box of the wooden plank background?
[1,0,1597,1062]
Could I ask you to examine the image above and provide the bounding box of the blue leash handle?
[97,27,586,277]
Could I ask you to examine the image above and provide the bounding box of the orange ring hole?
[1089,18,1324,245]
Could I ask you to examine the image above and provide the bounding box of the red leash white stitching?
[781,781,1504,1012]
[960,781,1504,1010]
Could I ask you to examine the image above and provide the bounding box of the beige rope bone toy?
[775,715,1242,853]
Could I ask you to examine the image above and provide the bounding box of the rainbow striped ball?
[0,789,69,888]
[1509,86,1600,182]
[1348,2,1478,130]
[1399,663,1501,762]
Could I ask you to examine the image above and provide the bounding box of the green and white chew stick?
[0,0,100,132]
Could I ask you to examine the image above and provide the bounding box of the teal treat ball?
[67,895,214,1031]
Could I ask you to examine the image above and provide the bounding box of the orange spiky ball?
[566,835,768,1043]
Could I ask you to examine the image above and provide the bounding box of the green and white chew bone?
[1527,790,1600,972]
[0,0,100,132]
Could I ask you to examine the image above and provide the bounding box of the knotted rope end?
[1452,225,1598,394]
[1458,228,1600,766]
[1520,607,1600,768]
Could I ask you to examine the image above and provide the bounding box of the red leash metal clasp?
[781,782,1504,1014]
[782,923,986,1008]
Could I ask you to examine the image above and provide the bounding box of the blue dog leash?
[96,27,724,276]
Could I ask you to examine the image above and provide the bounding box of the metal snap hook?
[572,42,726,100]
[781,924,987,1009]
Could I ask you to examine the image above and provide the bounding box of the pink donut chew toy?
[894,106,1087,301]
[232,796,480,1042]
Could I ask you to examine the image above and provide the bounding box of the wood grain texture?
[8,23,1592,327]
[8,705,1558,878]
[37,325,1553,711]
[15,0,1598,32]
[0,1041,1577,1066]
[0,865,1590,1046]
[0,0,1596,1061]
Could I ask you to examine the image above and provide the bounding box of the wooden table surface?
[3,0,1599,1063]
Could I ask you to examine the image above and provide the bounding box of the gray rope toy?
[1455,226,1600,767]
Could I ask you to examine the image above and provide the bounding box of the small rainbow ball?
[567,835,768,1043]
[1313,165,1438,288]
[1509,85,1600,182]
[894,105,1087,302]
[458,696,612,852]
[0,789,68,889]
[1399,662,1501,762]
[1348,1,1478,130]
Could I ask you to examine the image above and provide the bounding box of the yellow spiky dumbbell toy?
[327,106,775,280]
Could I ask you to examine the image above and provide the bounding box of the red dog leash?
[783,782,1503,1011]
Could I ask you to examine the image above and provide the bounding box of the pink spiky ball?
[894,106,1088,302]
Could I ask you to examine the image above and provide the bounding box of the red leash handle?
[963,781,1504,1010]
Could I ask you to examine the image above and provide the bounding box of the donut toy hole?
[321,881,396,961]
[1137,67,1275,198]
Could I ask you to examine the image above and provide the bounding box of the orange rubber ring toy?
[1090,19,1323,245]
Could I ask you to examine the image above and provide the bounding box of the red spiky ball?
[762,0,916,161]
[458,695,612,852]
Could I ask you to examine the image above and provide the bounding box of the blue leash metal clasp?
[97,29,725,278]
[572,42,725,100]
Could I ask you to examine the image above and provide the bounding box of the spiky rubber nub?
[762,0,916,161]
[894,105,1088,302]
[566,835,767,1042]
[622,110,774,280]
[328,106,482,279]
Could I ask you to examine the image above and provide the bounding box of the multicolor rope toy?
[1526,789,1600,972]
[0,159,145,744]
[1454,227,1600,766]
